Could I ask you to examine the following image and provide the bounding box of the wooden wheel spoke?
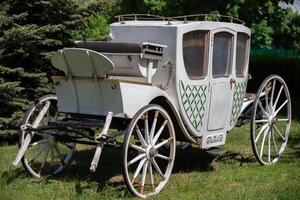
[270,79,276,106]
[259,126,270,158]
[144,112,150,144]
[268,128,271,162]
[274,100,288,116]
[155,137,173,149]
[273,86,283,110]
[258,100,269,118]
[156,153,172,161]
[128,153,146,166]
[139,160,149,194]
[255,119,268,124]
[135,125,147,147]
[255,124,269,143]
[150,111,159,143]
[277,118,289,122]
[28,144,47,163]
[152,159,165,180]
[153,120,168,144]
[148,162,155,191]
[131,158,146,184]
[271,128,278,154]
[32,101,51,128]
[264,87,270,112]
[129,143,146,153]
[273,125,285,141]
[39,147,50,174]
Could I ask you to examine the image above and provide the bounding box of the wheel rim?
[21,95,75,178]
[123,105,176,198]
[250,75,292,165]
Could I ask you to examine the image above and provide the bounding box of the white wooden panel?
[208,82,231,130]
[100,82,124,115]
[54,79,78,113]
[74,80,102,114]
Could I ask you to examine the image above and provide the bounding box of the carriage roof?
[111,14,250,34]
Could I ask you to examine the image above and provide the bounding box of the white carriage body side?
[52,20,251,147]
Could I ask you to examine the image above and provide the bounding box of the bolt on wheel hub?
[149,147,157,158]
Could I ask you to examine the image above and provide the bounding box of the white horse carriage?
[13,14,292,198]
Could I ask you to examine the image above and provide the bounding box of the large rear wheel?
[123,104,176,198]
[250,75,292,165]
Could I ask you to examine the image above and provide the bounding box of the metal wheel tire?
[250,75,292,165]
[20,94,75,178]
[122,104,176,198]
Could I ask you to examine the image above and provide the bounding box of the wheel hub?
[268,115,277,126]
[146,146,157,159]
[149,147,157,157]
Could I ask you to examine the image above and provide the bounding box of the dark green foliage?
[248,55,300,119]
[0,0,82,141]
[72,0,114,40]
[72,14,109,41]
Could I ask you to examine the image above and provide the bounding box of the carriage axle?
[13,112,117,174]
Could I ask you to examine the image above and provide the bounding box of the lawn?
[0,121,299,200]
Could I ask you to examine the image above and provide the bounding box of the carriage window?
[236,33,250,77]
[182,31,209,79]
[212,32,233,77]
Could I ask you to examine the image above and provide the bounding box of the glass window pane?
[182,31,209,79]
[236,33,249,77]
[212,32,233,77]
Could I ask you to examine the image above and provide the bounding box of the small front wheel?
[250,75,292,165]
[122,104,176,198]
[19,94,75,178]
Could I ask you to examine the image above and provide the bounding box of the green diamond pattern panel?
[179,81,208,131]
[230,81,247,125]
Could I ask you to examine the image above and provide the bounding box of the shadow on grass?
[0,144,258,198]
[285,127,300,159]
[1,168,26,185]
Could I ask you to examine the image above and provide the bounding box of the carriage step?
[90,112,113,173]
[206,147,226,158]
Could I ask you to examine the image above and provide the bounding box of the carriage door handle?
[230,79,236,89]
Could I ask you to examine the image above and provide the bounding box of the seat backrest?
[76,41,143,54]
[51,48,114,78]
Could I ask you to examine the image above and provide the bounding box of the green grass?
[0,121,299,200]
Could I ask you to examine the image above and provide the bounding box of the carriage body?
[14,15,292,198]
[52,19,251,148]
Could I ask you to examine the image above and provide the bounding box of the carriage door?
[203,30,234,148]
[228,32,250,129]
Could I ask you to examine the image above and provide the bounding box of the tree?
[225,0,297,49]
[72,0,114,40]
[290,14,300,51]
[0,0,82,141]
